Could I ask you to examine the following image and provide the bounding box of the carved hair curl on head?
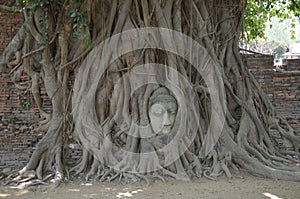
[148,87,177,108]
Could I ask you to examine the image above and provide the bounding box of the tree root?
[222,131,300,181]
[2,169,48,188]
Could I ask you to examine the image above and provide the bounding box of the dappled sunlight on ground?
[116,188,143,198]
[0,188,28,198]
[0,174,299,199]
[68,188,80,192]
[263,192,282,199]
[0,193,10,198]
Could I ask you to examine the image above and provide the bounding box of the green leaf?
[71,13,77,18]
[243,0,300,42]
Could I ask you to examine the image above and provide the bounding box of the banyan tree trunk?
[0,0,299,186]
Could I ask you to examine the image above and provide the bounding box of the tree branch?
[58,46,93,71]
[9,47,46,75]
[0,5,22,12]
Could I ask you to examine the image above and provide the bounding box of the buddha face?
[148,88,177,135]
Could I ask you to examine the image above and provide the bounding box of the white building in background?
[283,43,300,59]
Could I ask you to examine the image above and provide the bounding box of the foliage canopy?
[244,0,300,41]
[3,0,300,42]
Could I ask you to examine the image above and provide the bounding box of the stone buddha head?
[148,87,178,135]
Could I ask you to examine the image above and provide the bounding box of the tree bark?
[1,0,299,186]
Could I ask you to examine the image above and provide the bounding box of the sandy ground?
[0,173,299,199]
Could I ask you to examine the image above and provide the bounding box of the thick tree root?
[2,170,48,188]
[222,131,300,181]
[1,0,300,189]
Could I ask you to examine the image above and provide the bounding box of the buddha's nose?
[164,113,172,126]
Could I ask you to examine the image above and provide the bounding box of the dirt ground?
[0,173,299,199]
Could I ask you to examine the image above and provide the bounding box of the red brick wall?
[246,56,300,135]
[0,6,51,169]
[287,59,300,71]
[0,72,79,169]
[0,72,44,169]
[0,0,24,54]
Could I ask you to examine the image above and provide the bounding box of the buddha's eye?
[150,104,166,116]
[153,109,164,116]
